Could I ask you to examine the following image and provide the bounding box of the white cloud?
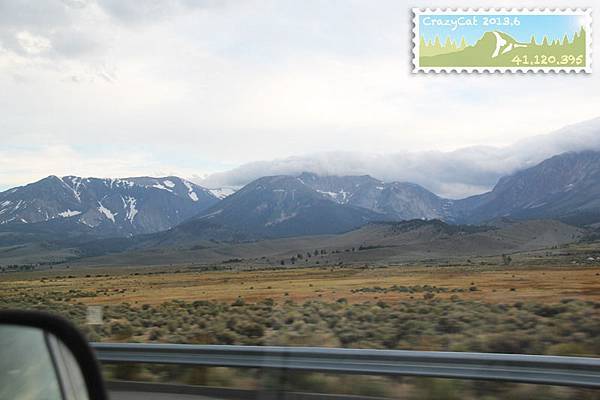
[16,31,52,55]
[0,0,598,193]
[196,117,600,199]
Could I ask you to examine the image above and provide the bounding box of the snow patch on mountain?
[182,180,199,202]
[124,196,138,223]
[97,202,116,223]
[208,187,236,199]
[121,180,135,187]
[316,189,337,198]
[58,176,82,202]
[316,189,349,203]
[58,210,82,218]
[152,183,172,192]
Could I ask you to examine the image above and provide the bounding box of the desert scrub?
[1,295,599,356]
[351,284,467,294]
[109,321,134,340]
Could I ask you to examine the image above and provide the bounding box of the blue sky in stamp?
[419,14,584,46]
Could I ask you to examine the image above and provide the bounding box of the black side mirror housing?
[0,310,107,400]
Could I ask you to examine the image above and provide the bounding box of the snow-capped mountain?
[170,175,384,241]
[0,175,219,236]
[297,172,453,220]
[181,150,600,241]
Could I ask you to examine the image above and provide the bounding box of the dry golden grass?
[2,263,599,305]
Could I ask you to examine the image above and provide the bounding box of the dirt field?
[2,263,599,305]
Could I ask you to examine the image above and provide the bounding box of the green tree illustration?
[529,35,537,45]
[433,35,441,50]
[542,35,549,47]
[572,27,586,54]
[443,36,457,52]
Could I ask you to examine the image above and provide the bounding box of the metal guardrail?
[92,343,600,388]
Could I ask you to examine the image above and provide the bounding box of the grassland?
[2,262,599,305]
[2,264,599,354]
[2,257,600,399]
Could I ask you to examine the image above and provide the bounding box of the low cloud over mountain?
[196,117,600,199]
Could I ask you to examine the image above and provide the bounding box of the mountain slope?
[69,218,584,268]
[169,175,386,241]
[0,175,219,236]
[297,172,452,220]
[335,219,583,260]
[453,151,600,225]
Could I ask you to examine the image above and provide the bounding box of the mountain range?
[166,173,459,241]
[165,150,600,242]
[0,176,218,237]
[2,150,600,265]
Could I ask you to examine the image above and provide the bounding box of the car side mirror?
[0,310,107,400]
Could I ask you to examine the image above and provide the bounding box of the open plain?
[2,262,600,306]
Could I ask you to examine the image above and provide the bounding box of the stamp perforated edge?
[411,8,592,74]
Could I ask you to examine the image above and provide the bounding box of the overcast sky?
[1,0,599,196]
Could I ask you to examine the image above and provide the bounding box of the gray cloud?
[0,0,229,65]
[0,0,98,59]
[61,0,92,9]
[196,117,600,199]
[95,0,226,23]
[96,0,178,23]
[0,1,70,28]
[51,29,100,57]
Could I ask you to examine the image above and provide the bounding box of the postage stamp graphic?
[413,9,592,73]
